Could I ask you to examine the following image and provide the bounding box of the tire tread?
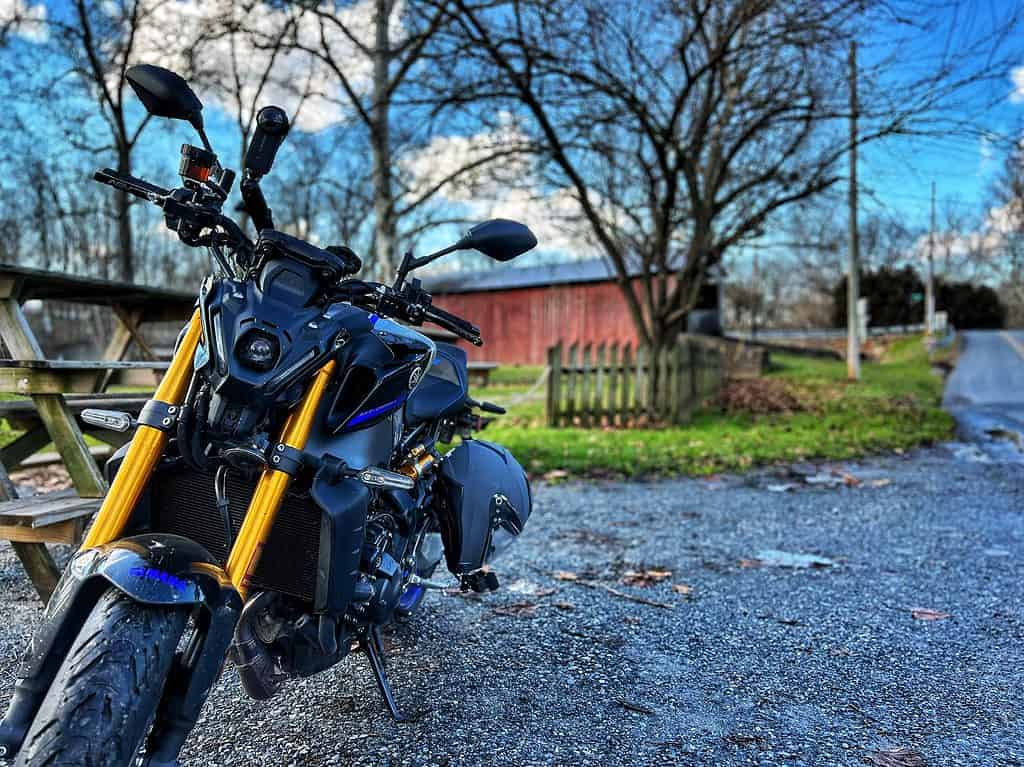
[16,589,186,767]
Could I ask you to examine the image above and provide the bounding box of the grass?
[0,337,954,479]
[470,335,955,478]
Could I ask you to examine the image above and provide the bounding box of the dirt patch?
[718,378,805,415]
[10,464,73,493]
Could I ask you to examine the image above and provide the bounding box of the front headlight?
[237,330,279,372]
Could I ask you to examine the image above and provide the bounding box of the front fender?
[0,535,240,760]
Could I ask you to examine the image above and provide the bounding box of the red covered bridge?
[425,260,721,365]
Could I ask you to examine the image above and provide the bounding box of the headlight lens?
[237,331,279,371]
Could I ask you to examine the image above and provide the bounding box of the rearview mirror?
[458,219,537,262]
[126,64,205,131]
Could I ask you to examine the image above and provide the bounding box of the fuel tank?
[435,440,531,575]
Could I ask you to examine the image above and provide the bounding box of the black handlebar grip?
[428,305,480,336]
[244,106,290,177]
[93,168,169,200]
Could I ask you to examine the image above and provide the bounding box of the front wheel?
[16,588,188,767]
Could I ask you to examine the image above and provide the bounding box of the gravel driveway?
[1,445,1021,767]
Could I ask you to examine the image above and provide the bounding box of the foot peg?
[460,569,499,593]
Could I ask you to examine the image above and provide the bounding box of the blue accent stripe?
[346,393,407,428]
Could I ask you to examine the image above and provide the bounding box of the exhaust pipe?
[228,593,286,700]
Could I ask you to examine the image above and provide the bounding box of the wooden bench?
[467,361,498,388]
[0,264,193,601]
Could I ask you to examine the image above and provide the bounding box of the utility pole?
[926,181,936,336]
[846,40,861,381]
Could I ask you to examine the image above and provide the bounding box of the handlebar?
[94,169,483,346]
[425,305,482,347]
[94,168,169,200]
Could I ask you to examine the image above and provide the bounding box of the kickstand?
[361,627,406,722]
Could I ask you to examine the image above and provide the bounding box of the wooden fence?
[545,337,725,427]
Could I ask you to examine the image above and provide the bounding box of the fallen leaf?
[553,571,579,581]
[864,747,927,767]
[492,601,538,617]
[910,607,950,621]
[543,469,569,481]
[621,569,673,587]
[672,583,693,595]
[616,698,655,715]
[838,471,862,487]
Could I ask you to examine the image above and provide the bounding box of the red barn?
[425,259,721,365]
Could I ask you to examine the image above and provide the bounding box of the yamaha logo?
[408,365,423,389]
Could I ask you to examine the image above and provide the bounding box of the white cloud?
[400,118,636,257]
[0,0,47,43]
[1011,66,1024,103]
[122,0,400,133]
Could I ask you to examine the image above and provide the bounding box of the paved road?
[1,447,1021,766]
[943,330,1024,458]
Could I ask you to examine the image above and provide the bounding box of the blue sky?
[5,0,1024,264]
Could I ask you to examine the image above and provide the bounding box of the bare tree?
[43,0,165,282]
[284,0,525,279]
[436,0,1023,392]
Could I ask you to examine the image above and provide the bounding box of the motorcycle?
[0,64,535,767]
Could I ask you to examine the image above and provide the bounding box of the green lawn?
[0,337,954,479]
[471,335,954,478]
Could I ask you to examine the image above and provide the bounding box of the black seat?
[406,343,469,424]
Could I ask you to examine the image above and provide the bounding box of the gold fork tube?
[225,360,336,598]
[82,309,203,549]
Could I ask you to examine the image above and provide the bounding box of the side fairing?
[323,316,435,435]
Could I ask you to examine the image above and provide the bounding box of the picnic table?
[0,264,194,600]
[0,264,496,602]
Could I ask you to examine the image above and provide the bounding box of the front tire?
[16,588,188,767]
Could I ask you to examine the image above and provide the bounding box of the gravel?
[1,445,1022,766]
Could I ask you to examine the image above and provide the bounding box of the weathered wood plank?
[607,344,619,427]
[0,494,101,527]
[33,395,107,497]
[10,542,60,600]
[0,425,50,470]
[580,344,592,428]
[547,342,562,426]
[0,458,60,601]
[0,520,81,545]
[565,343,578,426]
[620,344,632,427]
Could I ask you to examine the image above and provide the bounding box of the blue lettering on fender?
[129,566,188,593]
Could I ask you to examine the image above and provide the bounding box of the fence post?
[565,342,579,426]
[607,343,619,427]
[594,343,606,428]
[634,345,646,422]
[620,344,633,426]
[580,344,593,428]
[546,341,562,427]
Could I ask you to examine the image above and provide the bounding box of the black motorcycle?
[0,64,535,767]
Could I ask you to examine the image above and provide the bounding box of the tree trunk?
[116,148,134,283]
[371,0,396,282]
